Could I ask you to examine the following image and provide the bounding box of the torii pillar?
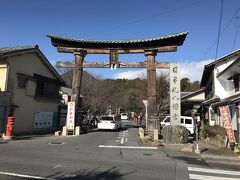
[71,50,87,124]
[145,50,158,132]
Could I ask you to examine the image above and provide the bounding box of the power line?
[215,0,224,60]
[201,5,240,59]
[90,0,203,36]
[233,16,240,50]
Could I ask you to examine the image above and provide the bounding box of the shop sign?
[219,106,235,143]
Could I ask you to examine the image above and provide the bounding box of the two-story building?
[0,45,65,135]
[200,50,240,141]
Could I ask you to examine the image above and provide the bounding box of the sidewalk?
[0,133,55,142]
[196,141,240,165]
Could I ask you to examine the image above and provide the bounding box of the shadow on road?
[170,156,209,166]
[48,167,135,180]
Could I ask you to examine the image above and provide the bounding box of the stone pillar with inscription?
[71,50,87,125]
[145,50,158,132]
[170,63,181,126]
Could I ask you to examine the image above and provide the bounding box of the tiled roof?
[0,45,38,55]
[48,32,188,44]
[48,31,188,49]
[0,45,65,84]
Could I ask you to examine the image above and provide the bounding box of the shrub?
[200,125,226,139]
[199,128,208,139]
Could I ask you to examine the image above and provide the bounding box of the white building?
[200,50,240,141]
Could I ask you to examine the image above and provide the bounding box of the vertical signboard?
[219,106,235,143]
[66,101,75,130]
[170,63,181,126]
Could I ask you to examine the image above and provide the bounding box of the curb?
[201,153,240,161]
[163,143,194,153]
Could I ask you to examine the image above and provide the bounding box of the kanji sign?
[170,63,181,126]
[66,101,75,130]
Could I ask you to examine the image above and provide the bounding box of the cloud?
[179,59,212,81]
[114,59,213,81]
[114,69,146,79]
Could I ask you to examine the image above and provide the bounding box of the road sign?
[142,100,148,107]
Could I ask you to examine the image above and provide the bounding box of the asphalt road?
[0,120,240,180]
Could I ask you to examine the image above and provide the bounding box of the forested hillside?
[60,69,200,115]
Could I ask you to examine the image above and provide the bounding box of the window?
[181,118,184,124]
[233,75,239,92]
[35,80,59,98]
[34,74,60,99]
[165,117,170,123]
[17,76,28,89]
[185,118,192,124]
[101,116,114,121]
[36,80,44,96]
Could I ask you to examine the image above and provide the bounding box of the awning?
[212,93,240,107]
[202,96,220,105]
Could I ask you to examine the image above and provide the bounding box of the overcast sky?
[1,0,240,81]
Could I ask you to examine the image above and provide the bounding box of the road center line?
[0,171,55,180]
[99,145,158,150]
[120,130,126,144]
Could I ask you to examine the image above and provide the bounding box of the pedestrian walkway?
[196,141,240,164]
[188,166,240,180]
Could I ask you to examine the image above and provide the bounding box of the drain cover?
[143,153,152,156]
[48,142,65,145]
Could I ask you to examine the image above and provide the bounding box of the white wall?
[0,64,8,91]
[214,59,235,99]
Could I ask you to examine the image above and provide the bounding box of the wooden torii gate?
[48,32,188,132]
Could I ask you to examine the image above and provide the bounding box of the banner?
[66,102,75,130]
[219,106,235,143]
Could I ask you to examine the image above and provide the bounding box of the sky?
[1,0,240,81]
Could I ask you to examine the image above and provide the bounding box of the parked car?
[120,113,128,120]
[97,115,122,130]
[160,116,195,135]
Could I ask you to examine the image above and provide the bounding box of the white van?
[120,113,128,120]
[160,116,195,135]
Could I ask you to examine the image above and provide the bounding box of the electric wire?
[233,17,240,50]
[201,5,240,59]
[90,0,203,36]
[215,0,224,60]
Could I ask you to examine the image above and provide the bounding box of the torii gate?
[48,31,188,132]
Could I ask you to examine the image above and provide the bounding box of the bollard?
[3,116,15,140]
[62,126,67,136]
[139,127,144,139]
[55,131,61,136]
[75,126,81,135]
[153,129,159,142]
